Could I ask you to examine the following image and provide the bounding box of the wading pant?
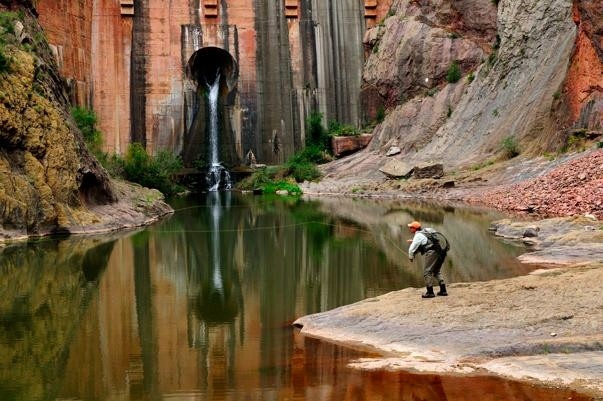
[423,250,446,287]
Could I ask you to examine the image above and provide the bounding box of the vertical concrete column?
[310,0,365,127]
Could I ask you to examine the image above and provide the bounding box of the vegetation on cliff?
[236,112,337,194]
[0,6,170,240]
[71,107,184,197]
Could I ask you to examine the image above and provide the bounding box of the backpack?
[424,231,450,254]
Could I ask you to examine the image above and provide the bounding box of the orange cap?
[407,221,421,229]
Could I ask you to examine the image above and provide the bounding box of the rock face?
[325,0,602,181]
[0,10,112,236]
[0,6,171,241]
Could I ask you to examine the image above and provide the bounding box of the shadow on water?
[0,194,596,400]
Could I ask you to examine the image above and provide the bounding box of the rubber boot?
[437,283,448,296]
[422,286,435,298]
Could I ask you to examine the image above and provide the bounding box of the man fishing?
[407,221,449,298]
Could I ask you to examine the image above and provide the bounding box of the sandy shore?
[294,204,603,398]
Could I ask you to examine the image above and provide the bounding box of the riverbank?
[294,260,603,398]
[295,150,603,398]
[0,179,173,243]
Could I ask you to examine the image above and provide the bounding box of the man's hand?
[406,239,413,243]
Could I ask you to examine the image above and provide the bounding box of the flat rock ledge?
[294,264,603,398]
[0,179,174,242]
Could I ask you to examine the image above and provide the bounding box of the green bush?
[328,120,358,137]
[501,136,520,158]
[0,49,10,73]
[71,107,102,155]
[306,111,330,151]
[236,167,273,190]
[236,167,303,195]
[446,61,461,83]
[123,143,184,196]
[0,12,19,35]
[262,180,302,195]
[97,152,125,177]
[288,160,321,183]
[376,106,385,123]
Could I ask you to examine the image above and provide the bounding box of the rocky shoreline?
[295,150,603,399]
[294,216,603,399]
[0,179,173,243]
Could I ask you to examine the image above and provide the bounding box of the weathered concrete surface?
[35,0,392,165]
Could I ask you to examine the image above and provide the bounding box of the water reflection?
[0,195,593,401]
[0,237,115,401]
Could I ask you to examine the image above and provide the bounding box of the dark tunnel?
[183,46,239,173]
[185,46,238,92]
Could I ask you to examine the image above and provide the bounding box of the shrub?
[306,111,330,152]
[236,167,303,195]
[123,143,183,196]
[0,12,19,35]
[328,120,358,137]
[446,61,461,83]
[262,180,302,195]
[501,136,520,158]
[288,160,321,182]
[97,152,125,178]
[0,47,10,74]
[71,107,102,155]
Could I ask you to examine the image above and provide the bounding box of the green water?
[0,193,592,401]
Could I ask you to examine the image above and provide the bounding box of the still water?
[0,193,593,401]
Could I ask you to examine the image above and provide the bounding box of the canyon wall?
[322,0,602,181]
[0,5,116,238]
[36,0,394,166]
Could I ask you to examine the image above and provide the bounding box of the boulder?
[379,159,413,178]
[413,163,444,179]
[331,134,373,158]
[386,146,401,156]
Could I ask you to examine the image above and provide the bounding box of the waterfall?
[206,71,232,191]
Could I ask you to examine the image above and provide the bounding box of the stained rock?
[379,159,413,178]
[331,134,373,158]
[413,163,444,179]
[386,146,401,156]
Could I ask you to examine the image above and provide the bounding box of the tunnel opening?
[183,46,239,191]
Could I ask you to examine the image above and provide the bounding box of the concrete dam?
[36,0,392,167]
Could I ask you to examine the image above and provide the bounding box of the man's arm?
[408,232,427,261]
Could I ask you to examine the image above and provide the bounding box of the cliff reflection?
[310,196,532,282]
[0,237,115,401]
